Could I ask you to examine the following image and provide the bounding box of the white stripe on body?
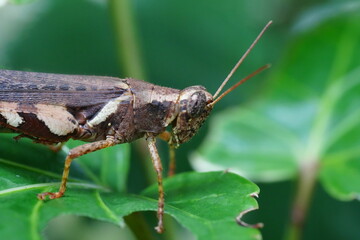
[35,104,79,136]
[88,93,132,127]
[0,102,24,127]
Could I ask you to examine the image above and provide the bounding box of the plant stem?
[108,1,176,239]
[285,20,356,240]
[285,161,319,240]
[108,0,146,79]
[108,0,156,184]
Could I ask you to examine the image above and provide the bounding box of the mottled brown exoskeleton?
[0,21,272,232]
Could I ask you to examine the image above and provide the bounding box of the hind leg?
[37,136,117,200]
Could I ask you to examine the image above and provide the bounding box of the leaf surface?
[0,136,260,240]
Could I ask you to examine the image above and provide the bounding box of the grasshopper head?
[171,86,213,146]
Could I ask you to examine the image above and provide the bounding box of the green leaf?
[0,134,129,239]
[0,156,260,240]
[191,105,299,182]
[0,133,260,240]
[320,156,360,201]
[141,172,260,240]
[0,135,130,192]
[192,9,360,200]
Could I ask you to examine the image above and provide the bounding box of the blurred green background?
[0,0,359,240]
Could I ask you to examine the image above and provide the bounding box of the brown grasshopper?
[0,21,272,232]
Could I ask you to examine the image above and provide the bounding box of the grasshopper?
[0,21,272,232]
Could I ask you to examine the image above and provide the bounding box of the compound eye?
[187,91,206,117]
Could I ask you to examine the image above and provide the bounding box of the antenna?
[208,64,270,107]
[212,20,273,100]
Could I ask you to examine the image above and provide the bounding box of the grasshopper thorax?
[171,86,213,146]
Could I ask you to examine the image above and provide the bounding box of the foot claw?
[155,225,164,234]
[37,192,63,200]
